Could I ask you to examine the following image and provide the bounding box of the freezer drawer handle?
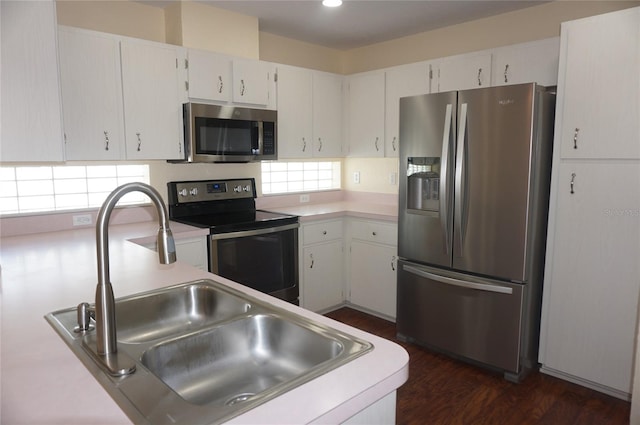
[403,264,513,295]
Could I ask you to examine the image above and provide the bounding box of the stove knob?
[243,185,251,192]
[189,187,198,196]
[234,185,242,193]
[178,188,188,197]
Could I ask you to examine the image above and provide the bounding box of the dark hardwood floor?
[325,307,630,425]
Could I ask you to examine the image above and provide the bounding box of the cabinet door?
[541,162,640,394]
[187,49,231,102]
[558,8,639,159]
[121,41,183,160]
[492,37,560,87]
[276,65,313,159]
[312,72,343,157]
[347,72,385,157]
[175,237,207,270]
[385,62,431,157]
[303,241,344,312]
[350,241,398,319]
[434,53,492,92]
[232,59,270,106]
[0,0,64,162]
[58,28,124,160]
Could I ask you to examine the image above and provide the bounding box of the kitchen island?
[0,218,408,424]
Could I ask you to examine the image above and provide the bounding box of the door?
[276,65,313,159]
[452,84,536,282]
[396,259,524,373]
[347,72,385,157]
[303,241,344,312]
[398,91,456,268]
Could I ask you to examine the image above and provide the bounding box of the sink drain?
[225,393,255,406]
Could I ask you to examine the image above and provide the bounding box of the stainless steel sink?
[141,314,345,406]
[116,282,251,343]
[45,279,372,425]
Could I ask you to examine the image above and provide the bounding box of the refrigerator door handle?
[403,264,513,295]
[439,103,453,254]
[454,102,468,255]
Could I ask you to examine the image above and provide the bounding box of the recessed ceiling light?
[322,0,342,7]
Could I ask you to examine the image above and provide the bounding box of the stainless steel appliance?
[179,103,277,163]
[167,178,299,304]
[396,83,555,382]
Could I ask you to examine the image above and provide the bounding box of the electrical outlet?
[299,194,310,203]
[353,171,360,184]
[72,214,92,226]
[389,172,397,185]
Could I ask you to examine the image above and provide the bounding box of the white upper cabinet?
[276,65,313,159]
[312,71,344,157]
[120,40,184,160]
[187,49,232,102]
[232,59,270,106]
[384,62,431,157]
[492,37,560,87]
[347,71,385,157]
[558,8,639,159]
[1,0,64,162]
[58,27,124,160]
[433,53,492,92]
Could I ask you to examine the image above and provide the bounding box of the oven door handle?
[209,222,299,240]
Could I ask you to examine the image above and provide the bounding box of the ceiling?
[142,1,548,50]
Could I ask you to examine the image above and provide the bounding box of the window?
[261,161,341,195]
[0,164,150,215]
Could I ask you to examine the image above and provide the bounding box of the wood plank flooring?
[325,307,630,425]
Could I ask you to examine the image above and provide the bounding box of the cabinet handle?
[309,253,314,269]
[302,137,307,152]
[372,231,377,236]
[136,132,142,151]
[570,173,576,194]
[504,64,509,83]
[240,79,245,96]
[218,76,223,93]
[392,136,397,152]
[322,230,327,235]
[374,137,379,151]
[318,138,322,152]
[178,141,182,154]
[391,256,396,272]
[64,132,68,144]
[477,68,483,86]
[573,128,579,149]
[104,131,110,151]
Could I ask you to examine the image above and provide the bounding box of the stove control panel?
[168,179,256,204]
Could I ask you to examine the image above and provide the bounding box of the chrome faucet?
[92,182,176,376]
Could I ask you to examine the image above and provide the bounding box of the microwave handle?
[255,121,262,155]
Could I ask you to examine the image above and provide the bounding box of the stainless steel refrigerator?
[396,83,555,382]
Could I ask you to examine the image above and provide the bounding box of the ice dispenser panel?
[407,157,440,213]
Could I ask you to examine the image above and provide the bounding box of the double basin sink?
[46,279,372,424]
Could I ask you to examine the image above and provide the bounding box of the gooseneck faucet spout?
[94,182,176,375]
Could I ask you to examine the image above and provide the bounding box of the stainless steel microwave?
[180,103,277,163]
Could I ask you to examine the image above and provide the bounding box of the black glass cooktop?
[171,209,298,234]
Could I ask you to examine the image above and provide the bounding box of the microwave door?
[398,91,456,268]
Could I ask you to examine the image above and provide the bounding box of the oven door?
[209,223,299,304]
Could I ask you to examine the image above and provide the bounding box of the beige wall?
[259,32,345,74]
[167,1,259,59]
[56,0,165,43]
[343,1,640,74]
[342,158,399,194]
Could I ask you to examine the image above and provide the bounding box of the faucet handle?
[74,302,95,333]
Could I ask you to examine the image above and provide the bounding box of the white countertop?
[0,220,408,424]
[264,201,398,223]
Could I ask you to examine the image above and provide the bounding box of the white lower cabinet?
[300,220,344,312]
[348,219,398,320]
[540,161,640,398]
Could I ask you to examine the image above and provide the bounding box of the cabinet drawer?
[303,220,343,245]
[350,220,397,246]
